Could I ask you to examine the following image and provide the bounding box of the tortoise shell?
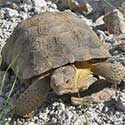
[1,11,110,79]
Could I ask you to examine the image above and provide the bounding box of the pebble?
[0,9,5,19]
[32,0,47,9]
[114,92,125,112]
[21,0,32,5]
[3,8,19,18]
[23,122,37,125]
[19,4,32,12]
[0,96,4,110]
[104,9,125,34]
[95,15,105,26]
[19,11,28,20]
[118,43,125,52]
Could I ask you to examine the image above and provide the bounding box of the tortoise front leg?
[71,79,116,105]
[13,76,51,118]
[91,62,125,89]
[71,88,116,105]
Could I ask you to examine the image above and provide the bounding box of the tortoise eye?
[66,80,70,84]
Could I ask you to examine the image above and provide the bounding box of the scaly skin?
[71,88,116,106]
[91,62,125,88]
[50,64,97,95]
[51,62,125,105]
[14,76,51,118]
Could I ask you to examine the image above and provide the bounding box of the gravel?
[0,0,125,125]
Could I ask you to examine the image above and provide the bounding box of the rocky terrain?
[0,0,125,125]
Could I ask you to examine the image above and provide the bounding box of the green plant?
[104,0,116,9]
[0,55,19,125]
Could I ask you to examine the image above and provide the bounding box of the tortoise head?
[50,65,78,95]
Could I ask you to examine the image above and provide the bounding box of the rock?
[19,11,28,20]
[54,0,124,20]
[20,0,32,5]
[95,15,105,26]
[0,0,21,5]
[118,2,125,15]
[31,7,43,14]
[0,9,5,19]
[117,42,125,52]
[55,0,93,14]
[0,96,4,110]
[0,2,18,10]
[32,0,47,9]
[69,0,93,14]
[104,9,125,34]
[114,92,125,112]
[23,122,37,125]
[0,19,18,52]
[47,1,58,12]
[96,30,107,41]
[4,8,19,18]
[0,0,8,5]
[6,3,19,10]
[19,4,32,12]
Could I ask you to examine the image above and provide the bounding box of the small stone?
[56,0,93,14]
[4,8,19,18]
[32,116,38,122]
[39,112,47,120]
[47,1,58,12]
[104,9,125,34]
[31,7,42,14]
[16,119,24,125]
[32,0,47,9]
[20,4,32,12]
[70,0,93,14]
[2,2,19,10]
[115,92,125,112]
[96,30,107,41]
[20,0,32,5]
[95,15,105,26]
[19,11,28,20]
[118,42,125,52]
[0,10,5,19]
[5,122,10,125]
[8,3,19,10]
[23,122,37,125]
[5,0,21,4]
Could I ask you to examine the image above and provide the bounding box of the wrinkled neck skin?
[71,61,98,91]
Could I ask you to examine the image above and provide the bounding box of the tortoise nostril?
[66,80,70,84]
[54,82,60,87]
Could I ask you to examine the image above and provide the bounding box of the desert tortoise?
[1,11,125,117]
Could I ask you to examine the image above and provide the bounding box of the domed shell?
[2,11,110,80]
